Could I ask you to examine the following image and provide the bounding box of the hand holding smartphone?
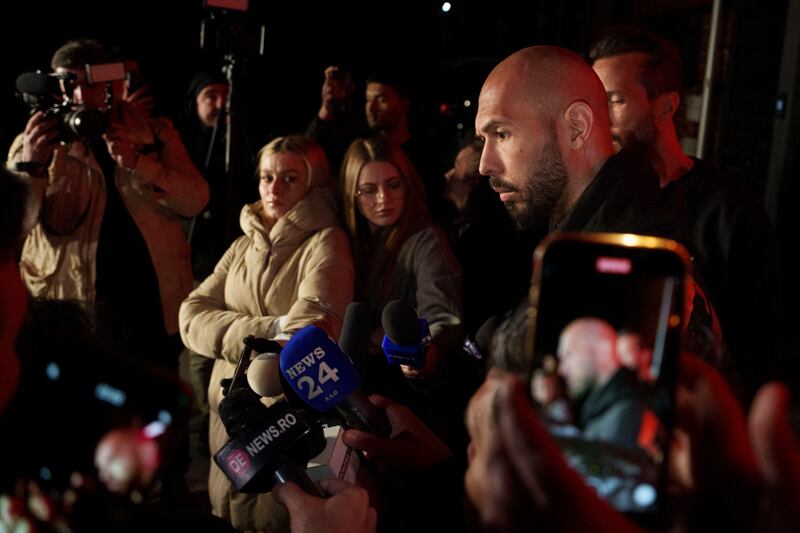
[527,232,688,525]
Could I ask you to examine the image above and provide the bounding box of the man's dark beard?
[616,110,658,150]
[503,137,568,232]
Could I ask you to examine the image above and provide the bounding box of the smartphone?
[329,66,353,114]
[527,232,688,526]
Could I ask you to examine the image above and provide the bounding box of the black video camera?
[15,69,109,141]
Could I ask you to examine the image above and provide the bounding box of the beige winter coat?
[8,117,208,334]
[179,186,354,532]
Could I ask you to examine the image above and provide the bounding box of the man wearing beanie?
[180,70,256,280]
[178,70,256,462]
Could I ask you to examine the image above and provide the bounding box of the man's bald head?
[476,46,614,231]
[485,45,610,128]
[557,317,620,398]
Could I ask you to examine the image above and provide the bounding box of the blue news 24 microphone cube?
[280,326,360,412]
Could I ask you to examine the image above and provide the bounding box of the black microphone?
[214,338,324,496]
[339,302,372,373]
[279,325,392,438]
[16,71,52,97]
[475,315,499,354]
[462,315,499,363]
[215,392,323,495]
[381,299,431,367]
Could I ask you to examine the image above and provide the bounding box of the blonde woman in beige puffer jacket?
[180,135,354,532]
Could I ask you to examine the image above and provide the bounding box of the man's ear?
[562,100,594,150]
[655,91,680,121]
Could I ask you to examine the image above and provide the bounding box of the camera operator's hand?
[124,86,155,121]
[273,479,377,533]
[104,124,141,172]
[342,394,451,471]
[21,111,59,166]
[318,66,349,122]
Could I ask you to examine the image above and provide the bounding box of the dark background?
[4,0,798,351]
[1,0,789,182]
[1,1,790,191]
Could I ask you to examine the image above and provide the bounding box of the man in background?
[590,26,782,401]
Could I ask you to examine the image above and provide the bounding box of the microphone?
[215,393,323,495]
[245,347,331,413]
[279,325,391,437]
[339,302,372,373]
[462,315,499,363]
[16,71,52,97]
[214,337,323,496]
[247,352,283,398]
[381,299,431,368]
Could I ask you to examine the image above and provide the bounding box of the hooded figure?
[180,135,354,532]
[179,70,257,281]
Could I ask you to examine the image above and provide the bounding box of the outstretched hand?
[273,479,376,533]
[464,369,642,532]
[342,394,451,470]
[318,66,350,121]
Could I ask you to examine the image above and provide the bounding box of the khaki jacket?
[9,117,208,333]
[179,187,354,532]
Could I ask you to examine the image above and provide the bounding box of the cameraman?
[7,39,208,373]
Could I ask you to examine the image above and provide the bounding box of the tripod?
[187,52,256,249]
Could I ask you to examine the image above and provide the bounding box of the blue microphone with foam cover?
[280,325,391,437]
[381,300,431,368]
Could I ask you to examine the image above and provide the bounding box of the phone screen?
[528,233,687,522]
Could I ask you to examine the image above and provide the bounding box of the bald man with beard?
[556,318,648,447]
[475,45,664,236]
[475,46,694,374]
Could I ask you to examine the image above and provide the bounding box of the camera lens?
[63,107,108,139]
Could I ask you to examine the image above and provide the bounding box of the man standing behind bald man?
[590,27,782,401]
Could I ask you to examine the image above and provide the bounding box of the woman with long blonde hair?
[180,135,354,532]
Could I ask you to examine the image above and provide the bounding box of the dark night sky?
[2,1,603,154]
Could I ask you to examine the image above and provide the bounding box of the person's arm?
[179,238,285,364]
[317,66,349,122]
[112,118,209,217]
[8,117,93,236]
[403,226,464,378]
[273,479,377,533]
[277,227,355,341]
[477,372,643,532]
[305,66,344,140]
[180,227,354,362]
[749,382,800,531]
[342,394,451,470]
